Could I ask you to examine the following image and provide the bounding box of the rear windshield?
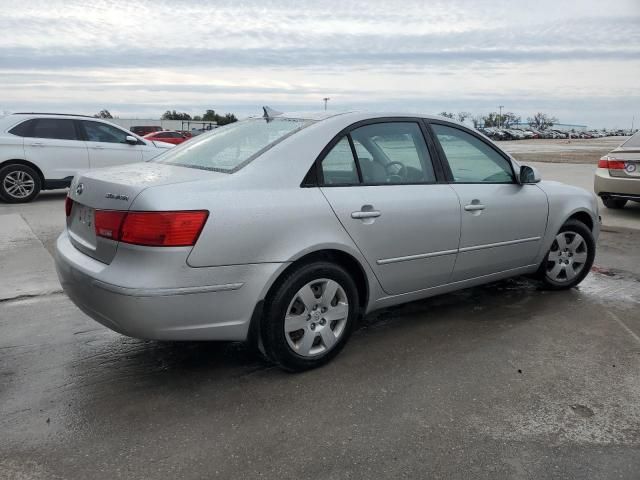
[153,117,314,173]
[621,131,640,149]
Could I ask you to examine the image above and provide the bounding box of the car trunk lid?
[607,148,640,179]
[66,162,221,264]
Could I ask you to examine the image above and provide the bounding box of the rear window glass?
[621,131,640,148]
[153,118,314,173]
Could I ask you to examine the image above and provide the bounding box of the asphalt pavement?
[1,163,639,479]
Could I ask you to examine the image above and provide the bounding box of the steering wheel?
[385,161,407,182]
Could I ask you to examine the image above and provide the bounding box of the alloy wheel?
[3,170,36,199]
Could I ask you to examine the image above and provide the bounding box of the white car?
[0,113,174,203]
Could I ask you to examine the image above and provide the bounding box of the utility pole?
[498,105,504,128]
[323,97,330,111]
[632,115,635,131]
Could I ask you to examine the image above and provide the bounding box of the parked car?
[55,111,599,371]
[594,130,640,209]
[144,130,189,145]
[130,125,163,136]
[0,113,174,203]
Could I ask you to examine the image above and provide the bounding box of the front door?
[319,121,461,295]
[80,120,143,168]
[430,123,548,282]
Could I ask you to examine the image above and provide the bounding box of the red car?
[143,130,189,145]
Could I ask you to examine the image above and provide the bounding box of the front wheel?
[0,164,41,203]
[538,219,595,290]
[261,261,359,371]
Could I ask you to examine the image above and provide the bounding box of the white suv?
[0,113,174,203]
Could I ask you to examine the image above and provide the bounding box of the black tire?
[261,261,360,372]
[537,219,595,290]
[601,197,627,209]
[0,164,41,203]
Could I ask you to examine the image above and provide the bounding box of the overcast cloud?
[1,0,639,127]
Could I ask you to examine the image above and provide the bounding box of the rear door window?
[30,119,79,140]
[350,122,436,184]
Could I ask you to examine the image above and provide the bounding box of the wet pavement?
[2,264,639,479]
[2,171,640,479]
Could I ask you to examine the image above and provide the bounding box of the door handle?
[30,142,45,147]
[91,145,105,150]
[351,210,381,219]
[464,204,486,211]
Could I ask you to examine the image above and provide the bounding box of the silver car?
[55,111,599,371]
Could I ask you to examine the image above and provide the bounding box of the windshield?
[153,117,314,173]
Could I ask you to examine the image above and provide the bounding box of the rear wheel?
[538,220,595,290]
[602,197,627,209]
[261,261,359,371]
[0,164,41,203]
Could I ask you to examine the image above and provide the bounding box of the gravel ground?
[501,137,628,164]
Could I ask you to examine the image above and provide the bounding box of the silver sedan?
[55,111,599,371]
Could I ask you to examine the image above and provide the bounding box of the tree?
[456,112,471,123]
[161,110,191,120]
[94,109,113,119]
[218,113,238,126]
[202,109,217,121]
[482,111,520,128]
[201,109,238,126]
[438,111,455,119]
[193,115,202,121]
[471,115,484,128]
[527,112,558,130]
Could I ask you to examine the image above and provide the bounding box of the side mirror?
[519,165,541,184]
[125,135,138,145]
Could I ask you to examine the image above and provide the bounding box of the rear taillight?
[598,156,625,170]
[95,210,127,240]
[94,210,208,247]
[65,196,73,217]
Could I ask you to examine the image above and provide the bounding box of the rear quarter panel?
[0,134,26,166]
[131,180,384,309]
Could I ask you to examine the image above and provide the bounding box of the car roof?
[10,112,96,119]
[274,110,468,126]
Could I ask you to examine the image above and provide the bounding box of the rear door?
[429,122,548,282]
[79,120,144,168]
[319,120,461,295]
[22,118,89,179]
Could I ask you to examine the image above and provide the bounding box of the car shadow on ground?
[66,275,548,387]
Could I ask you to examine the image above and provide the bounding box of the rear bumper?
[54,230,286,341]
[594,168,640,197]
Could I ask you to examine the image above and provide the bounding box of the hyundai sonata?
[55,110,599,371]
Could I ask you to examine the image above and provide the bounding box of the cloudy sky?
[1,0,639,127]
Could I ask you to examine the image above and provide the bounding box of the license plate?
[76,205,94,228]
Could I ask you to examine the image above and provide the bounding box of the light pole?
[498,105,504,128]
[323,97,330,111]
